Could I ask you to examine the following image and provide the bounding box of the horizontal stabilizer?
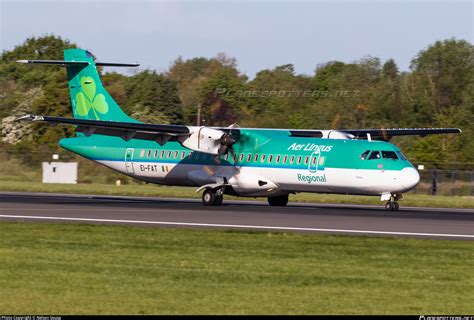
[17,60,89,66]
[16,60,139,67]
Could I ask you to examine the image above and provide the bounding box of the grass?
[0,180,473,209]
[0,221,472,314]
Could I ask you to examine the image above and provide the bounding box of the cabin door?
[125,148,135,174]
[308,150,320,173]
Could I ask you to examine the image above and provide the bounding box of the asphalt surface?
[0,191,473,240]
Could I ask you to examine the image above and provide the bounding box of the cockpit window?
[382,151,398,160]
[368,151,381,160]
[360,150,370,160]
[396,151,407,160]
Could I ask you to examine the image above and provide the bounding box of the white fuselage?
[97,159,420,198]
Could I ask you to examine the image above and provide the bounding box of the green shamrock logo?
[75,76,109,119]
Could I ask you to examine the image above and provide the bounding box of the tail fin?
[64,49,138,122]
[18,48,139,123]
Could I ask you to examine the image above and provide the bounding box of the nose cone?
[399,167,420,191]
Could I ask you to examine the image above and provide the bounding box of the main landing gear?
[267,194,289,206]
[202,188,224,206]
[384,194,402,211]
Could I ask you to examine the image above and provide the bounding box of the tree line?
[1,35,473,169]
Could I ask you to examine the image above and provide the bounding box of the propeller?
[217,132,237,156]
[214,129,241,163]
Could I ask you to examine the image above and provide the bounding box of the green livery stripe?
[60,130,414,172]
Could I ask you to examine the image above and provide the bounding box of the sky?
[1,0,473,78]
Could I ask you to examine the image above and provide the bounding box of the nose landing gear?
[385,200,399,211]
[384,194,402,211]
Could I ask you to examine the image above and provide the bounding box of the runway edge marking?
[0,214,473,239]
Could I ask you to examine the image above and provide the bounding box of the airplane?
[16,48,462,211]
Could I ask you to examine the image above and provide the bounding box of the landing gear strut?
[384,194,402,211]
[202,188,224,206]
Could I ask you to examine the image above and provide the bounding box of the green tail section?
[64,49,138,123]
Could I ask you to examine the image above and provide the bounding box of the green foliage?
[1,35,473,170]
[0,35,75,87]
[124,70,183,124]
[167,53,246,124]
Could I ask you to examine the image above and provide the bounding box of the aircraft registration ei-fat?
[16,49,462,211]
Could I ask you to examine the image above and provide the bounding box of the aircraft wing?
[16,114,190,143]
[16,114,238,155]
[339,128,462,140]
[17,114,462,150]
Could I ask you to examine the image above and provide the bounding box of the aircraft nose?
[399,167,420,191]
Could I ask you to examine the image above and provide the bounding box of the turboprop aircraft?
[16,49,461,210]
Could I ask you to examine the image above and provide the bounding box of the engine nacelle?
[178,127,225,155]
[320,130,354,139]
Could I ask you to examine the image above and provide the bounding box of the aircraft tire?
[215,195,223,206]
[385,201,399,211]
[394,202,399,211]
[268,195,289,206]
[202,189,217,206]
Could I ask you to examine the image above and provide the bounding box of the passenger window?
[254,154,259,162]
[167,151,172,158]
[247,154,252,162]
[311,157,317,165]
[239,154,244,162]
[261,154,266,162]
[276,155,280,163]
[174,151,178,158]
[290,156,295,164]
[224,154,228,160]
[147,150,151,158]
[297,156,302,164]
[360,150,370,160]
[181,151,186,159]
[140,149,145,157]
[160,150,165,158]
[154,150,158,158]
[283,155,288,164]
[304,156,309,165]
[368,151,381,160]
[268,155,273,163]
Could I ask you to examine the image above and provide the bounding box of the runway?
[0,192,473,240]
